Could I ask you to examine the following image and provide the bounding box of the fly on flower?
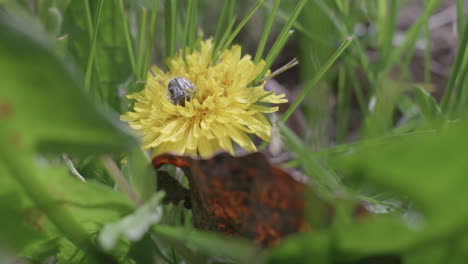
[122,40,287,158]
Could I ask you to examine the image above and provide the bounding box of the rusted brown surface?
[153,152,309,247]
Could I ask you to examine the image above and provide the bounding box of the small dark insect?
[168,77,195,106]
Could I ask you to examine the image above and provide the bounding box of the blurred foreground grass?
[1,0,468,263]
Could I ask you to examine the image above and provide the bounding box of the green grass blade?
[118,0,137,77]
[347,61,369,116]
[258,0,307,79]
[213,0,235,48]
[379,0,400,61]
[260,57,298,82]
[165,0,177,59]
[380,0,443,78]
[263,0,329,46]
[441,18,468,113]
[448,55,468,117]
[254,0,280,64]
[212,15,237,61]
[221,0,263,51]
[84,0,104,93]
[424,18,431,84]
[142,0,160,82]
[84,0,93,39]
[278,122,343,196]
[187,0,198,48]
[336,65,351,143]
[136,7,148,79]
[181,0,195,49]
[280,35,355,123]
[457,0,464,40]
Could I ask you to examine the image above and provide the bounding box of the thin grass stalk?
[448,53,468,117]
[187,0,197,48]
[212,16,237,61]
[118,0,137,77]
[380,0,443,79]
[213,0,235,48]
[142,0,160,82]
[84,0,93,39]
[263,0,329,46]
[424,17,431,84]
[165,0,177,59]
[336,65,350,143]
[84,0,104,93]
[457,0,464,41]
[278,122,343,195]
[441,18,468,112]
[136,7,148,79]
[380,0,399,61]
[280,36,355,123]
[254,0,281,64]
[259,0,307,79]
[181,0,195,49]
[347,62,369,116]
[221,0,264,52]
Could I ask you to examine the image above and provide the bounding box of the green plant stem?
[101,155,142,206]
[280,35,355,123]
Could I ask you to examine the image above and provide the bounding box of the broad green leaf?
[62,0,133,111]
[122,147,156,202]
[44,166,135,231]
[0,163,55,256]
[333,119,468,255]
[0,10,136,155]
[0,157,134,262]
[0,127,133,262]
[153,225,265,263]
[267,231,331,264]
[403,241,448,264]
[98,192,164,251]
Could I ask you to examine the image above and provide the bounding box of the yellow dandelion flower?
[122,40,287,158]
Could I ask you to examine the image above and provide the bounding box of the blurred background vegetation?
[1,0,468,263]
